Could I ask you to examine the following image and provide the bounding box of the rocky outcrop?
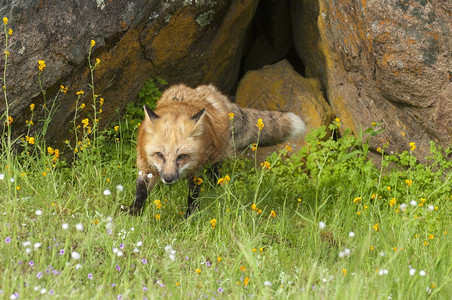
[292,0,452,157]
[236,59,334,159]
[0,0,259,146]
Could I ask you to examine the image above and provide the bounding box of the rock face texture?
[292,0,452,157]
[0,0,259,146]
[0,0,450,158]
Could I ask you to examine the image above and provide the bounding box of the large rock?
[0,0,259,147]
[236,59,334,160]
[292,0,452,158]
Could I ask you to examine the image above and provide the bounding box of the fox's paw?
[122,204,142,216]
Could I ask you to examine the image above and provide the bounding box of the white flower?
[62,223,69,230]
[0,173,4,180]
[25,248,32,254]
[264,281,272,287]
[34,243,42,249]
[419,270,426,276]
[409,268,416,276]
[75,223,84,231]
[75,263,82,270]
[116,184,124,192]
[35,209,42,216]
[112,247,118,254]
[40,288,47,294]
[136,241,143,247]
[103,189,112,196]
[22,241,31,247]
[400,203,408,212]
[106,222,113,230]
[133,248,140,253]
[379,251,386,257]
[410,200,417,206]
[10,177,15,183]
[348,232,355,237]
[378,269,388,275]
[427,205,434,211]
[71,251,81,260]
[116,250,123,257]
[318,221,326,230]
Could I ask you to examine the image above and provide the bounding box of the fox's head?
[140,105,207,185]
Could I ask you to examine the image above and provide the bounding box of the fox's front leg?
[185,176,201,218]
[130,172,156,216]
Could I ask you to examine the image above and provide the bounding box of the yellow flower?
[251,143,257,151]
[256,118,264,130]
[47,147,55,155]
[210,218,216,229]
[60,85,68,94]
[270,210,276,218]
[42,172,47,176]
[372,122,377,126]
[376,147,382,153]
[193,176,203,185]
[409,142,416,151]
[28,137,35,145]
[195,268,201,274]
[38,60,46,72]
[428,234,434,240]
[95,58,100,65]
[4,50,10,56]
[285,145,292,152]
[260,161,271,170]
[217,256,222,262]
[81,118,89,128]
[153,199,162,209]
[8,28,12,35]
[393,246,397,251]
[244,277,250,286]
[114,125,119,132]
[30,103,35,111]
[16,186,21,191]
[335,118,341,128]
[217,174,230,185]
[405,179,412,186]
[240,265,246,272]
[3,17,8,25]
[7,116,13,125]
[92,219,99,225]
[99,98,104,106]
[90,39,96,48]
[342,268,347,276]
[389,198,396,207]
[353,196,361,204]
[251,203,257,211]
[80,103,85,109]
[387,186,391,191]
[155,214,160,221]
[297,198,302,203]
[228,112,235,120]
[373,223,379,231]
[76,90,84,95]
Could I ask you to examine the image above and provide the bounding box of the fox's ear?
[143,105,159,125]
[190,108,206,136]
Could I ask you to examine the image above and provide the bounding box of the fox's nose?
[161,174,177,185]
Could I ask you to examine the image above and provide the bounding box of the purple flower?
[111,283,116,288]
[117,295,122,300]
[49,290,54,295]
[143,286,148,292]
[120,243,124,250]
[37,272,43,279]
[206,261,211,267]
[29,260,34,266]
[141,259,147,264]
[115,265,121,272]
[59,249,65,255]
[88,273,93,280]
[5,237,11,243]
[218,287,223,293]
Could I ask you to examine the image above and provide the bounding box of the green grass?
[1,21,452,300]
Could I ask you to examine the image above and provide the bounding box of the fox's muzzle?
[161,173,178,185]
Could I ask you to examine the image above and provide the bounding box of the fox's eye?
[176,154,188,162]
[155,152,164,160]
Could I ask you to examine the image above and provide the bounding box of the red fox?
[129,84,307,217]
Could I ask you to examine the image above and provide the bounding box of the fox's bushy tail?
[231,105,307,150]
